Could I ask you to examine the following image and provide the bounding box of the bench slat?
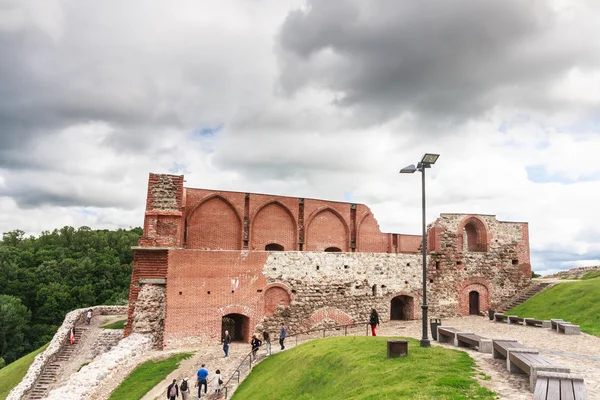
[547,378,560,399]
[561,379,576,400]
[533,378,548,400]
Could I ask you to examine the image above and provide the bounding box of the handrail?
[221,319,385,398]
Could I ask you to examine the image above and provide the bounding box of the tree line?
[0,226,141,367]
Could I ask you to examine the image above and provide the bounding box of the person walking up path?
[213,369,223,399]
[196,364,208,398]
[222,330,232,358]
[167,379,179,400]
[279,324,287,350]
[263,331,271,356]
[251,335,262,363]
[179,378,190,400]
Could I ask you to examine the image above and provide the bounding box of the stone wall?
[544,265,600,279]
[8,306,126,400]
[131,284,166,348]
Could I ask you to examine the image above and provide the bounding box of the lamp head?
[399,164,417,174]
[421,153,440,165]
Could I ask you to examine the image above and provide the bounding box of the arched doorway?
[390,295,414,320]
[221,313,249,342]
[469,291,480,315]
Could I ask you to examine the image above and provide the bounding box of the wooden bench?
[456,332,492,353]
[557,322,580,335]
[533,371,587,400]
[525,318,552,328]
[508,349,570,391]
[492,339,528,360]
[551,319,568,331]
[508,315,525,325]
[494,312,509,323]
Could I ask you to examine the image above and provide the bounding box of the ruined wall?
[131,284,166,348]
[128,174,533,348]
[428,214,531,315]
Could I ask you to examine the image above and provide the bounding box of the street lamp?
[400,153,440,348]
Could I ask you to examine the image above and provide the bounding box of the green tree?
[0,295,31,364]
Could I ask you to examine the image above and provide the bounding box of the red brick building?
[125,174,531,347]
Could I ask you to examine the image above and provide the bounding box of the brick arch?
[307,307,354,328]
[305,208,349,252]
[218,304,254,317]
[357,212,387,252]
[264,283,292,316]
[387,291,420,321]
[457,277,491,316]
[457,215,490,252]
[250,201,297,251]
[186,195,242,250]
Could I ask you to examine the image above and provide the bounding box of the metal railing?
[221,320,378,398]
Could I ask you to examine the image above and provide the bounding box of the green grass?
[232,337,496,400]
[581,270,600,280]
[509,279,600,336]
[102,319,126,329]
[0,343,49,400]
[108,353,192,400]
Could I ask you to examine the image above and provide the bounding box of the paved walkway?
[91,316,600,399]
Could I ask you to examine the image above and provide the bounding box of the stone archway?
[221,313,249,342]
[390,295,415,320]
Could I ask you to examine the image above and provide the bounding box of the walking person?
[86,309,93,325]
[251,334,262,363]
[213,369,223,399]
[369,308,380,336]
[167,379,179,399]
[279,323,287,350]
[263,330,271,356]
[222,330,232,357]
[196,364,208,398]
[179,378,190,400]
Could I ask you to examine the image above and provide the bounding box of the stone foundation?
[131,284,166,348]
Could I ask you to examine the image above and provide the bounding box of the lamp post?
[400,153,440,348]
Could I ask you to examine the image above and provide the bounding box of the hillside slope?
[232,336,494,400]
[0,344,48,400]
[508,278,600,336]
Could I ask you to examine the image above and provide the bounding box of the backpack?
[169,385,177,397]
[370,314,377,325]
[180,380,188,392]
[219,377,223,385]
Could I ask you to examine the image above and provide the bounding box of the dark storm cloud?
[277,0,600,124]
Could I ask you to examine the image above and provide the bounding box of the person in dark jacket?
[251,334,262,363]
[279,323,287,350]
[369,309,380,336]
[167,379,179,399]
[223,330,232,357]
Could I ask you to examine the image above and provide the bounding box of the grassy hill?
[232,336,495,400]
[0,344,48,400]
[509,277,600,336]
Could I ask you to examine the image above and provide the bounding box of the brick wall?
[127,174,533,347]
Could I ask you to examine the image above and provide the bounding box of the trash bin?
[430,318,441,341]
[488,309,495,321]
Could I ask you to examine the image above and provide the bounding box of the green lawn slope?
[232,337,495,400]
[0,343,49,400]
[108,352,192,400]
[509,278,600,336]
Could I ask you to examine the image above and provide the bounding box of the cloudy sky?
[1,0,599,275]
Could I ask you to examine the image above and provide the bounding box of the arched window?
[265,243,284,251]
[324,247,342,252]
[464,223,478,251]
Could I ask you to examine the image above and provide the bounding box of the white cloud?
[0,0,599,274]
